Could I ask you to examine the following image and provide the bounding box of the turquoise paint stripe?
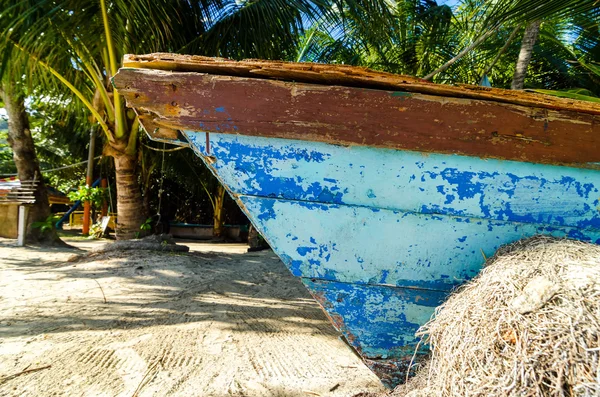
[185,131,600,231]
[239,195,600,289]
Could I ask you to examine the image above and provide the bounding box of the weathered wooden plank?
[5,197,36,200]
[121,53,600,116]
[5,190,36,194]
[137,112,188,146]
[4,196,36,200]
[114,68,600,168]
[188,132,600,231]
[2,193,36,197]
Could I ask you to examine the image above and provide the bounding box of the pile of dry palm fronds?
[405,236,600,397]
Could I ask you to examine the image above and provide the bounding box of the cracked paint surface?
[303,278,442,388]
[186,132,600,231]
[240,195,600,288]
[303,278,442,357]
[184,130,600,386]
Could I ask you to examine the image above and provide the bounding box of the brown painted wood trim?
[136,111,189,146]
[122,53,600,116]
[113,68,600,169]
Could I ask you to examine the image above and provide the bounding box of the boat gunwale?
[114,66,600,170]
[121,53,600,116]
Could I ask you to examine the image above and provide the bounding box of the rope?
[0,156,102,176]
[142,143,187,153]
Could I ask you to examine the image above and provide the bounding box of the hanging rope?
[141,142,187,153]
[0,156,103,177]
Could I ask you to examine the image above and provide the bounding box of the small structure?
[0,176,38,246]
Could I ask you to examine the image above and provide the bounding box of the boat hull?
[112,55,600,387]
[184,130,600,386]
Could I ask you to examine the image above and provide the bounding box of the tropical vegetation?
[0,0,598,242]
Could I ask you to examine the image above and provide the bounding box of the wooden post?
[82,128,96,235]
[17,205,28,246]
[101,178,108,217]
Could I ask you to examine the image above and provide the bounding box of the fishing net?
[401,236,600,397]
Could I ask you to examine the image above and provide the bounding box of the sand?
[0,238,384,397]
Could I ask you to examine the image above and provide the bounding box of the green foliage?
[0,92,90,190]
[1,0,599,238]
[31,214,61,235]
[133,217,153,239]
[67,185,106,209]
[0,129,15,175]
[483,0,599,28]
[296,0,455,75]
[139,217,153,231]
[298,0,600,95]
[88,221,104,239]
[0,111,14,175]
[530,88,600,102]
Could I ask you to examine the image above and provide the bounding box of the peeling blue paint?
[185,132,600,231]
[303,278,444,359]
[297,246,316,256]
[239,195,600,290]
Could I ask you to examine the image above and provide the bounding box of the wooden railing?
[0,179,38,204]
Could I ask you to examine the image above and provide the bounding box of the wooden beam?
[114,67,600,169]
[122,53,600,116]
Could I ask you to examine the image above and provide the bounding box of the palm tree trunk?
[113,151,145,239]
[511,20,541,90]
[424,27,499,81]
[480,24,522,84]
[0,82,62,245]
[213,184,226,238]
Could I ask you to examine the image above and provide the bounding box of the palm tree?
[426,0,600,85]
[295,0,454,75]
[0,83,63,244]
[0,3,67,244]
[2,0,213,238]
[1,0,353,239]
[510,20,541,89]
[301,0,599,95]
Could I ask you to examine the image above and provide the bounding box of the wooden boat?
[113,54,600,387]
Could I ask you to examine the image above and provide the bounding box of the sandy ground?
[0,237,384,397]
